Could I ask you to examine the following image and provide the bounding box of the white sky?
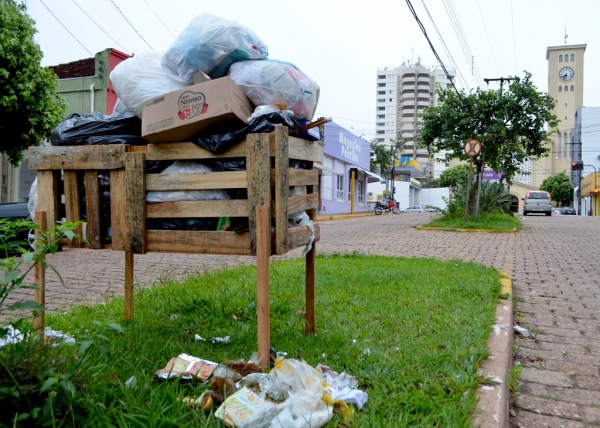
[23,0,600,141]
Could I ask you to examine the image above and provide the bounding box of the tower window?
[571,85,574,91]
[571,54,575,61]
[559,86,562,92]
[565,54,569,62]
[559,54,563,62]
[564,86,568,92]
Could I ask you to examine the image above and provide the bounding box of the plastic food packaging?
[228,59,320,120]
[195,110,299,154]
[162,13,269,84]
[50,112,145,146]
[110,51,187,118]
[155,353,218,381]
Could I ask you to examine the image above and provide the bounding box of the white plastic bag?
[162,14,269,84]
[288,186,310,227]
[228,59,320,120]
[112,97,133,114]
[110,51,187,118]
[146,161,230,202]
[28,177,38,221]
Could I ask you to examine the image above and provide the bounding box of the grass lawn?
[421,212,522,231]
[2,253,502,427]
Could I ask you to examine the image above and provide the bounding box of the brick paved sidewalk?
[6,212,600,426]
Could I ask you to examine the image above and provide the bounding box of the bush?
[444,181,512,217]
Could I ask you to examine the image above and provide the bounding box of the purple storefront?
[316,122,382,215]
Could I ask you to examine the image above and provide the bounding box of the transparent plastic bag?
[28,178,38,221]
[110,51,187,118]
[228,59,320,120]
[112,97,132,114]
[162,14,269,84]
[145,161,230,202]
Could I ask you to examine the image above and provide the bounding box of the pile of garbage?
[155,352,367,428]
[52,13,320,152]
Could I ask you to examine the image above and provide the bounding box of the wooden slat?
[146,141,247,161]
[246,133,271,256]
[147,230,252,255]
[28,145,127,170]
[124,251,134,321]
[288,193,319,215]
[284,222,321,252]
[256,205,271,367]
[286,136,321,162]
[36,170,59,232]
[110,169,127,251]
[33,211,47,333]
[63,171,82,248]
[84,171,102,249]
[146,171,247,191]
[147,200,249,218]
[305,160,316,221]
[284,169,319,187]
[272,126,289,255]
[125,152,146,254]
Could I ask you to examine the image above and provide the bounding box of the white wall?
[420,188,449,209]
[367,181,449,210]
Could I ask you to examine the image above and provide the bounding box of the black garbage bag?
[195,111,299,154]
[51,111,146,146]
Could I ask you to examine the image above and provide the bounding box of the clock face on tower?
[559,66,574,81]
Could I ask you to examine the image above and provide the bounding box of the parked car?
[552,208,562,215]
[522,191,552,216]
[0,202,34,253]
[561,207,576,215]
[405,205,424,213]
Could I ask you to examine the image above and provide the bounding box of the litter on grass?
[513,324,531,337]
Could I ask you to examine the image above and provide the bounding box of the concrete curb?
[473,276,513,428]
[417,226,517,233]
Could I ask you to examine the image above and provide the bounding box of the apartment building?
[375,59,455,178]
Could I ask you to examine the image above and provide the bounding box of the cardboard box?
[193,71,211,84]
[142,77,254,144]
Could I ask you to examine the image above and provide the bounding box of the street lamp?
[584,164,597,216]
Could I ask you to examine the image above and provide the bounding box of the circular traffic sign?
[464,139,482,157]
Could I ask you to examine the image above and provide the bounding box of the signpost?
[463,139,482,220]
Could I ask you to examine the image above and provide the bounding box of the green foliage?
[3,254,502,427]
[369,137,406,176]
[444,181,512,218]
[419,72,560,185]
[424,211,521,232]
[438,164,470,189]
[539,172,574,206]
[0,0,68,165]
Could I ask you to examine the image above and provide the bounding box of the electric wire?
[419,0,470,91]
[106,0,153,50]
[405,0,463,98]
[38,0,92,56]
[141,0,177,40]
[510,0,519,75]
[476,0,500,75]
[70,0,130,54]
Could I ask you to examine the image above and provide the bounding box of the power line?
[476,0,500,75]
[405,0,463,98]
[141,0,177,40]
[106,0,153,50]
[38,0,92,56]
[510,0,518,75]
[71,0,130,54]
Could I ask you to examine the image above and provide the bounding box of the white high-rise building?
[375,59,455,178]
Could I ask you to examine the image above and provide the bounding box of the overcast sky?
[23,0,600,141]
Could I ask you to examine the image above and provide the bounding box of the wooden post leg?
[305,241,316,335]
[33,211,47,334]
[256,205,270,367]
[124,251,134,321]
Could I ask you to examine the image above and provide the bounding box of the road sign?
[464,139,482,157]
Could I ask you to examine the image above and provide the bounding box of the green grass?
[422,212,522,231]
[3,253,502,427]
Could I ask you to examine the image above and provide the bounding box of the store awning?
[314,163,342,175]
[351,166,385,183]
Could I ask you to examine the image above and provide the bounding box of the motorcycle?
[374,200,400,215]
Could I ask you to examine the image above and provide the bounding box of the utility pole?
[477,77,517,217]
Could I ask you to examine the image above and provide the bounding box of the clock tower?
[534,44,586,188]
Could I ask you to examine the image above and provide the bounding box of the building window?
[445,162,450,167]
[559,55,563,62]
[377,107,384,111]
[559,86,562,92]
[377,91,385,95]
[386,122,394,126]
[385,130,394,134]
[377,98,385,102]
[358,180,364,204]
[376,131,384,135]
[563,132,568,158]
[565,54,569,62]
[377,115,385,119]
[388,98,393,102]
[570,85,574,91]
[323,156,333,200]
[386,114,394,118]
[376,122,385,126]
[571,54,574,61]
[336,175,344,200]
[564,86,568,92]
[557,133,562,158]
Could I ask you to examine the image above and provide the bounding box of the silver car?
[405,205,424,213]
[522,191,552,216]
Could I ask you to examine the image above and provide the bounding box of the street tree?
[539,172,574,206]
[419,71,559,215]
[438,164,469,189]
[0,0,67,165]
